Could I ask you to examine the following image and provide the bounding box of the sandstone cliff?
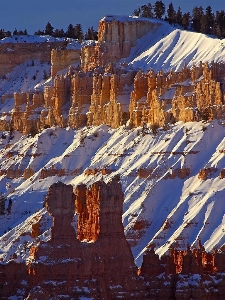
[2,181,225,299]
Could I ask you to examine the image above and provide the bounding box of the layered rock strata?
[2,60,225,135]
[81,16,162,72]
[0,41,64,77]
[1,181,225,299]
[0,180,145,299]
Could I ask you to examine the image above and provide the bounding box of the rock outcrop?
[2,181,225,299]
[0,41,64,77]
[0,180,146,299]
[1,16,225,134]
[81,16,162,72]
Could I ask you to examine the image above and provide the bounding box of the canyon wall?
[1,180,146,299]
[51,48,81,76]
[3,60,225,135]
[81,16,162,72]
[1,181,225,299]
[0,42,64,77]
[1,17,225,134]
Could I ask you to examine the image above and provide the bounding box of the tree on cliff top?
[154,1,165,19]
[85,26,98,40]
[167,2,176,24]
[45,22,54,36]
[74,24,83,42]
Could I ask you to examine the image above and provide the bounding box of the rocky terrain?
[1,15,225,299]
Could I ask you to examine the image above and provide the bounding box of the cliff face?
[2,181,225,299]
[0,180,146,299]
[81,16,162,72]
[2,60,225,135]
[1,17,225,134]
[51,48,81,77]
[0,42,64,77]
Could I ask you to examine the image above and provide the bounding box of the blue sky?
[0,0,223,34]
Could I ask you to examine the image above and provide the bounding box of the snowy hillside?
[1,121,225,266]
[1,17,225,268]
[0,60,51,97]
[123,20,225,72]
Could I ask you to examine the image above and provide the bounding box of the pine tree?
[13,28,18,36]
[133,6,141,17]
[45,22,54,36]
[192,6,204,32]
[167,2,176,24]
[200,15,208,34]
[176,6,183,26]
[54,29,65,38]
[74,24,83,42]
[154,1,165,19]
[5,31,11,37]
[85,27,98,40]
[66,24,75,38]
[205,6,214,34]
[214,10,225,38]
[141,3,153,18]
[34,29,45,35]
[182,13,190,30]
[0,29,5,39]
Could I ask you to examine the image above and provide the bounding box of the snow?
[123,22,225,72]
[0,60,51,98]
[2,18,225,268]
[0,121,225,266]
[0,35,74,44]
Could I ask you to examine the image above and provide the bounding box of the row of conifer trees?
[0,2,225,40]
[0,23,97,41]
[133,1,225,38]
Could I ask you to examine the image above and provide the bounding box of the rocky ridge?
[0,17,225,134]
[1,15,225,299]
[2,181,225,299]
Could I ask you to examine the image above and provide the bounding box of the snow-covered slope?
[1,18,225,268]
[124,20,225,72]
[1,121,225,266]
[0,60,51,97]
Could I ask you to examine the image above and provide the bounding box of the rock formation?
[81,15,162,72]
[1,180,147,299]
[1,16,225,134]
[0,41,64,77]
[2,180,225,299]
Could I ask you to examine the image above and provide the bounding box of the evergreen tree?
[176,6,183,26]
[154,1,165,19]
[0,29,5,39]
[167,2,176,24]
[18,30,24,35]
[205,6,214,33]
[141,3,153,18]
[34,29,45,35]
[182,13,190,30]
[53,28,65,38]
[66,24,75,38]
[5,31,11,37]
[215,10,225,38]
[74,24,83,42]
[192,6,204,32]
[13,28,18,36]
[133,6,141,17]
[85,27,98,40]
[24,29,28,35]
[200,15,209,34]
[45,22,54,36]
